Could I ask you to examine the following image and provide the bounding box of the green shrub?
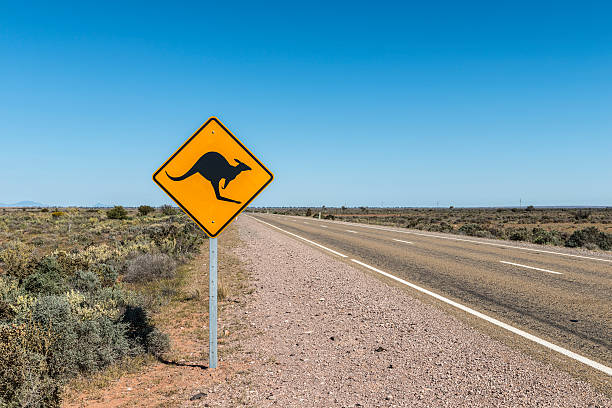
[160,205,176,216]
[458,224,493,238]
[89,263,118,287]
[144,222,204,259]
[427,222,454,233]
[565,227,611,250]
[51,211,65,218]
[30,295,131,380]
[71,270,101,293]
[508,228,529,241]
[124,254,176,283]
[23,272,66,296]
[531,228,563,246]
[23,257,68,295]
[458,223,481,236]
[138,205,155,216]
[106,206,128,220]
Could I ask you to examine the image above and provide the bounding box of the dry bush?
[0,322,59,407]
[0,241,35,279]
[124,254,176,283]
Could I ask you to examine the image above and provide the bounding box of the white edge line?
[346,230,358,234]
[393,238,413,244]
[350,258,611,376]
[284,215,612,264]
[500,261,563,275]
[250,217,348,258]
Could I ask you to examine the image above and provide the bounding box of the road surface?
[249,213,612,380]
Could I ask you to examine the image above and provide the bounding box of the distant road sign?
[153,117,273,237]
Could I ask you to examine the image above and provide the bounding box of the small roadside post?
[152,116,274,369]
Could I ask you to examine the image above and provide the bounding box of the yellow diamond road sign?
[153,117,273,237]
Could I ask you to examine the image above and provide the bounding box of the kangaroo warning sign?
[153,117,273,237]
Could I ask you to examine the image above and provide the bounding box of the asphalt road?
[249,213,612,379]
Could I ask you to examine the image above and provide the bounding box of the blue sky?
[1,1,611,207]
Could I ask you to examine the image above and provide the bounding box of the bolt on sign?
[153,117,274,237]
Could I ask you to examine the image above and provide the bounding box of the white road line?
[393,239,413,245]
[500,261,563,275]
[303,222,310,224]
[346,230,358,234]
[320,225,328,228]
[290,216,612,264]
[350,259,611,376]
[250,217,348,258]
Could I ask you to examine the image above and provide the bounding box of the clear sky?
[1,1,611,207]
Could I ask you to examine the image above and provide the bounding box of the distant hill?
[0,201,46,207]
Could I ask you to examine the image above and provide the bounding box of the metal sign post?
[152,116,274,370]
[209,237,218,369]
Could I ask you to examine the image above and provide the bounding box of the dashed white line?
[346,230,358,234]
[303,222,310,225]
[320,225,328,228]
[250,217,347,258]
[393,239,413,245]
[500,261,563,275]
[350,259,611,376]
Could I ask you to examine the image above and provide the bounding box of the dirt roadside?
[64,216,610,407]
[62,223,254,407]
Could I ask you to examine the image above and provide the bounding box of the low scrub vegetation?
[0,207,205,406]
[106,206,128,220]
[256,207,612,251]
[137,205,155,216]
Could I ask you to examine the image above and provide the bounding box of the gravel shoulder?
[203,216,610,407]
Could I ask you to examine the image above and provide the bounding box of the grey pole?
[209,237,218,369]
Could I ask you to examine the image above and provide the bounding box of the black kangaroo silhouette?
[166,152,251,204]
